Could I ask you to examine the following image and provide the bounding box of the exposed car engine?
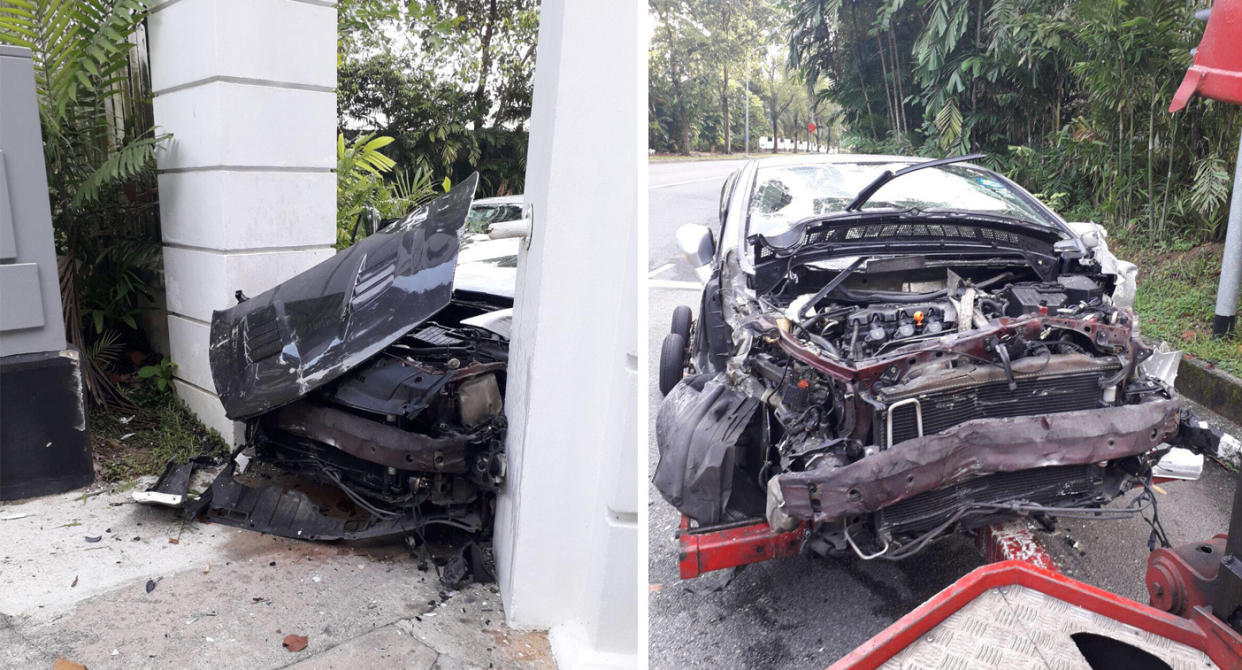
[233,295,511,539]
[137,175,522,569]
[655,212,1229,563]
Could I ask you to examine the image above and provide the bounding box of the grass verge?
[90,384,230,485]
[1112,241,1242,377]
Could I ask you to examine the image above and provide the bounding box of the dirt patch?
[89,385,228,483]
[486,627,556,668]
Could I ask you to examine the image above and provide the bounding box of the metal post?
[744,46,766,157]
[1211,464,1242,628]
[1214,129,1242,337]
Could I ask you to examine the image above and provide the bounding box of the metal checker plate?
[879,585,1215,670]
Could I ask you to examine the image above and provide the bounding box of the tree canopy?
[785,0,1239,244]
[337,0,538,196]
[649,0,840,155]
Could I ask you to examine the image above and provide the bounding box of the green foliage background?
[651,0,1242,367]
[0,0,169,405]
[650,0,842,155]
[785,0,1240,247]
[338,2,536,188]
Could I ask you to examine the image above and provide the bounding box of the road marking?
[648,263,673,277]
[649,279,702,291]
[649,176,724,190]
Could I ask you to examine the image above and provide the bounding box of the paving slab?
[285,623,438,669]
[0,478,552,670]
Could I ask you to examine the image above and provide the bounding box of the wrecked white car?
[143,175,518,551]
[654,154,1228,562]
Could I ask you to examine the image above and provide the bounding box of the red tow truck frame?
[677,515,1057,580]
[832,560,1242,669]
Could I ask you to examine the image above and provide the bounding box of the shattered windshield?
[746,162,1056,240]
[466,204,523,233]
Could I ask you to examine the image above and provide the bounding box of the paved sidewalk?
[0,478,553,670]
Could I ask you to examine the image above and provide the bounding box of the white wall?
[493,1,639,667]
[147,0,337,441]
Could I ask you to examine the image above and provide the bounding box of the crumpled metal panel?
[653,374,765,524]
[187,462,480,542]
[270,401,472,472]
[209,174,479,420]
[777,398,1182,522]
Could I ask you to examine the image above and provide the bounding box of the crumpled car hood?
[209,174,479,421]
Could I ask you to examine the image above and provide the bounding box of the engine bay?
[654,223,1228,562]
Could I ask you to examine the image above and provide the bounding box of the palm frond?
[71,131,168,208]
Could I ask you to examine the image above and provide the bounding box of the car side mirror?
[1064,221,1106,250]
[675,224,715,268]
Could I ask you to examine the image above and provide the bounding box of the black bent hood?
[209,174,479,421]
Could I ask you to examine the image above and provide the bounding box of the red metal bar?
[976,520,1058,572]
[678,515,808,579]
[830,560,1242,670]
[1169,0,1242,111]
[679,515,1060,580]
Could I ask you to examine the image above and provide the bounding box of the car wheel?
[670,305,692,342]
[658,333,687,396]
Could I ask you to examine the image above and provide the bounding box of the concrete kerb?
[1175,353,1242,427]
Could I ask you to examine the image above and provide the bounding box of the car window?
[466,204,524,232]
[746,162,1055,239]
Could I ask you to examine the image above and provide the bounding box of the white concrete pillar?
[147,0,337,441]
[493,1,640,668]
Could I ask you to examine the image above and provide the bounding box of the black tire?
[659,333,687,396]
[670,305,692,342]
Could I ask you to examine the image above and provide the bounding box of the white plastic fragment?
[234,450,251,474]
[1153,447,1204,481]
[131,491,185,507]
[1219,432,1242,468]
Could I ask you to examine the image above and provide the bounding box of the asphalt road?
[645,158,1242,669]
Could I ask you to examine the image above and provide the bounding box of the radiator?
[875,355,1121,446]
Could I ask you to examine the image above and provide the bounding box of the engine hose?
[798,256,869,320]
[809,333,840,356]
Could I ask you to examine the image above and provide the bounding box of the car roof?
[747,153,961,170]
[471,195,524,206]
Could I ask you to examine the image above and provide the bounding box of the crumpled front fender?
[653,374,766,524]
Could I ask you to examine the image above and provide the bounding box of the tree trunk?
[768,66,779,153]
[971,0,981,119]
[771,106,779,154]
[888,30,907,136]
[661,17,691,155]
[471,0,499,131]
[722,63,731,154]
[720,4,732,154]
[874,33,896,135]
[847,2,878,137]
[678,97,691,155]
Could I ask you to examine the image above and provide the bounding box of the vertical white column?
[147,0,338,441]
[494,1,639,667]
